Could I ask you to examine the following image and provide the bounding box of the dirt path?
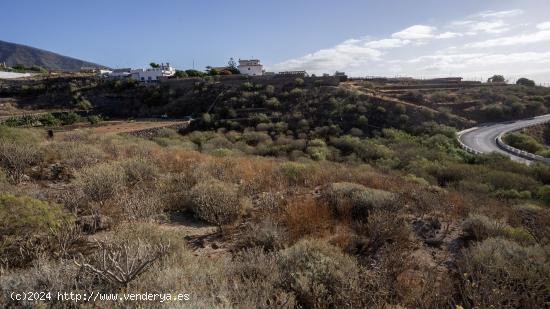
[54,120,187,138]
[159,212,228,258]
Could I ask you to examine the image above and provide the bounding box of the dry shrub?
[279,239,367,308]
[457,238,550,308]
[323,182,396,219]
[513,204,550,245]
[462,214,536,245]
[154,147,207,173]
[158,172,193,211]
[98,134,159,160]
[0,258,96,308]
[237,218,287,251]
[75,162,125,202]
[282,196,332,242]
[119,157,159,185]
[117,185,164,221]
[75,239,170,287]
[189,179,243,228]
[240,159,279,194]
[47,141,106,168]
[350,211,412,259]
[135,241,293,308]
[254,191,284,213]
[227,248,297,308]
[0,139,42,184]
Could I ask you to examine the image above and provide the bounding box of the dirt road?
[55,120,188,136]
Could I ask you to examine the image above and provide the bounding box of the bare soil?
[54,119,186,137]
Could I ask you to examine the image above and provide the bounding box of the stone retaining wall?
[125,123,188,139]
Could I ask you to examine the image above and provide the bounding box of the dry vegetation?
[1,78,550,308]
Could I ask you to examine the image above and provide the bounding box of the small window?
[141,77,144,81]
[248,68,251,70]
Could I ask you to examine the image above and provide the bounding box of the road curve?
[458,114,550,164]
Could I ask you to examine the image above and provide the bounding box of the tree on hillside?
[174,70,188,78]
[185,69,206,77]
[207,67,219,76]
[227,58,240,74]
[487,75,506,83]
[516,77,536,87]
[149,62,160,68]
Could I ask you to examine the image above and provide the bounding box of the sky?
[2,0,550,83]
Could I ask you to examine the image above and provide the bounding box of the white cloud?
[392,25,436,40]
[464,29,550,48]
[453,20,511,34]
[270,8,550,82]
[364,38,410,49]
[475,9,523,19]
[437,32,463,39]
[269,38,383,72]
[411,51,550,74]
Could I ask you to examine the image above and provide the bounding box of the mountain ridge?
[0,39,106,71]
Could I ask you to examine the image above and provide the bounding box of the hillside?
[1,75,550,308]
[0,40,104,71]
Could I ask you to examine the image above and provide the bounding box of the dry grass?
[281,196,333,242]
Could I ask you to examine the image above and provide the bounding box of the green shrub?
[329,135,393,162]
[120,157,159,184]
[462,214,536,245]
[538,185,550,207]
[504,132,543,154]
[323,182,396,218]
[491,189,532,200]
[483,170,538,192]
[87,115,102,124]
[38,113,61,126]
[189,179,243,227]
[306,139,329,161]
[242,131,271,146]
[458,238,550,308]
[75,162,125,202]
[58,112,82,125]
[48,142,106,168]
[0,139,42,183]
[279,239,366,308]
[277,162,308,186]
[0,194,71,266]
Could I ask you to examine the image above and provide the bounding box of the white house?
[108,68,132,78]
[237,59,263,76]
[130,63,176,82]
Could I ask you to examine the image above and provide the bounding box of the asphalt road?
[458,114,550,164]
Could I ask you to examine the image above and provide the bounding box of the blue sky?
[2,0,550,82]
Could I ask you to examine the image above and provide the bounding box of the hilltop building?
[130,63,175,82]
[109,68,131,78]
[238,59,263,76]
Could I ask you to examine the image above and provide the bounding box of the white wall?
[131,67,175,82]
[238,65,263,76]
[0,72,33,79]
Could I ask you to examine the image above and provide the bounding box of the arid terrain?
[1,74,550,308]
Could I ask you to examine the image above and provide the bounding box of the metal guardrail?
[456,127,483,155]
[496,133,550,164]
[457,116,550,163]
